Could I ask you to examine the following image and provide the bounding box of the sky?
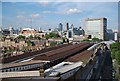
[1,1,119,31]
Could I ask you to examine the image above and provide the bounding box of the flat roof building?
[84,18,107,40]
[19,28,38,37]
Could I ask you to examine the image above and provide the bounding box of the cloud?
[16,13,41,25]
[16,15,32,23]
[66,8,81,14]
[25,19,32,22]
[42,10,60,14]
[25,18,32,23]
[38,2,49,6]
[16,15,24,19]
[42,8,82,15]
[3,0,120,2]
[42,11,52,14]
[31,13,40,18]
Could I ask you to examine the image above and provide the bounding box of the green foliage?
[81,38,100,43]
[110,43,120,64]
[2,36,7,39]
[50,42,57,46]
[34,36,41,40]
[81,39,90,42]
[92,38,100,42]
[45,32,60,39]
[111,49,117,59]
[2,50,7,53]
[110,43,120,50]
[28,35,33,39]
[26,40,32,46]
[115,51,120,65]
[17,35,25,39]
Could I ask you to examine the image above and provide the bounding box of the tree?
[115,51,120,65]
[81,39,90,42]
[110,43,120,64]
[110,43,120,50]
[111,49,116,59]
[17,35,25,39]
[26,40,32,46]
[50,42,57,46]
[28,35,33,39]
[2,36,7,39]
[34,36,41,40]
[45,32,60,39]
[45,34,50,39]
[92,38,100,42]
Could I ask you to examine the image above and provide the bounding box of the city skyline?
[1,2,118,31]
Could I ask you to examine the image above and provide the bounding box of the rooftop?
[2,75,60,81]
[33,43,93,61]
[85,17,107,21]
[65,50,94,63]
[22,28,35,31]
[45,61,83,76]
[2,60,48,69]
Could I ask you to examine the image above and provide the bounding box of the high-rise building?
[58,23,63,32]
[73,27,85,36]
[0,27,3,36]
[84,18,107,40]
[66,22,69,31]
[107,29,114,40]
[67,24,74,41]
[114,32,118,41]
[9,25,14,36]
[39,27,42,32]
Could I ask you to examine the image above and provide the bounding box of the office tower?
[67,24,74,40]
[58,23,63,32]
[114,32,118,41]
[9,25,14,36]
[70,24,74,29]
[73,27,85,36]
[0,27,2,36]
[66,22,69,31]
[84,18,107,40]
[39,27,42,32]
